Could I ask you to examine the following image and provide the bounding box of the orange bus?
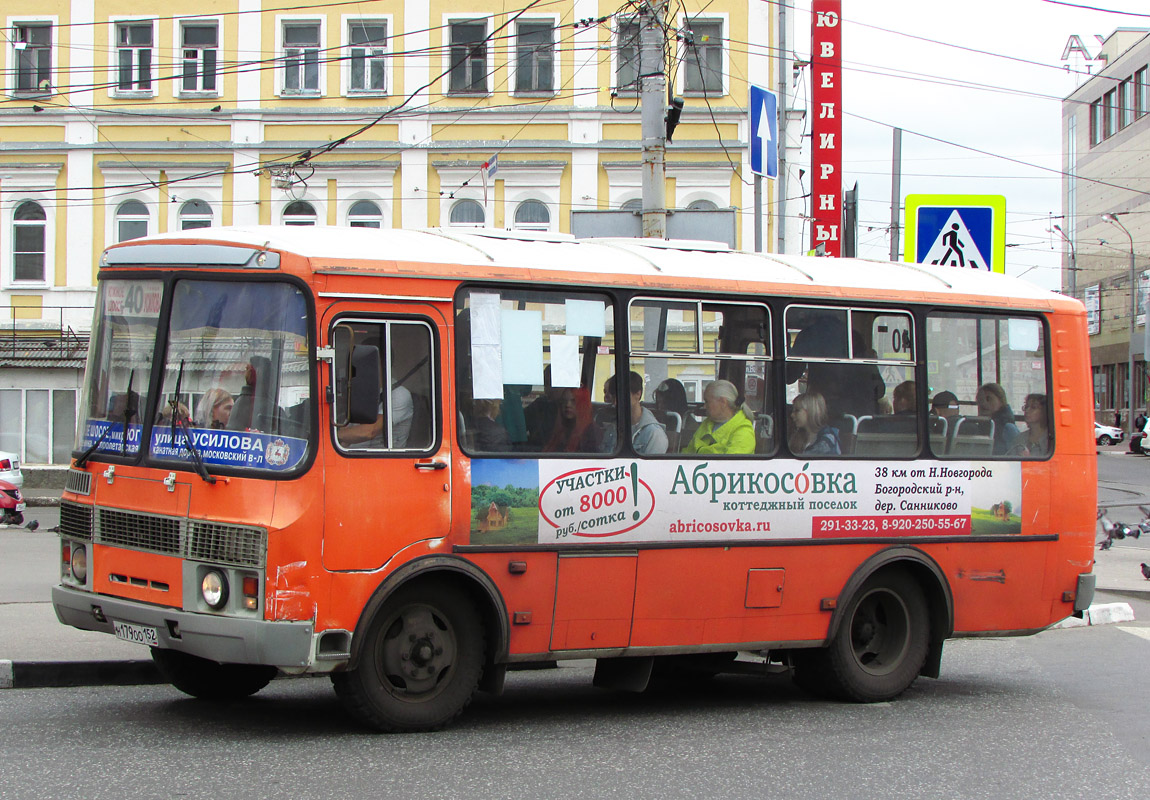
[53,227,1097,731]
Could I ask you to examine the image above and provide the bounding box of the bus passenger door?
[322,309,450,571]
[550,553,637,650]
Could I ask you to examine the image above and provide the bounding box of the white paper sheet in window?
[550,334,580,388]
[471,292,502,345]
[471,343,503,399]
[501,309,544,385]
[565,298,605,338]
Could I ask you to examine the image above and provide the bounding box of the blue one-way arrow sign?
[749,85,778,179]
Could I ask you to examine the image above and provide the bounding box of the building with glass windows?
[0,0,791,465]
[1062,28,1150,429]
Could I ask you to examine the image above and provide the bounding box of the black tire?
[821,570,930,702]
[3,511,23,525]
[1099,435,1113,446]
[151,648,277,700]
[332,581,485,732]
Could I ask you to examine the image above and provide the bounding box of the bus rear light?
[242,575,259,610]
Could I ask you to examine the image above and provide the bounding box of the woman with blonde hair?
[682,379,755,455]
[788,391,841,455]
[196,387,233,429]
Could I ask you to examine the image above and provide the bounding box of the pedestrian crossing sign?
[905,194,1006,274]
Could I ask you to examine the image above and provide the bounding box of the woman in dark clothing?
[544,388,602,453]
[976,382,1020,455]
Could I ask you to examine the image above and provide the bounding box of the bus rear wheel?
[332,582,485,732]
[151,649,277,700]
[827,570,929,701]
[794,570,929,702]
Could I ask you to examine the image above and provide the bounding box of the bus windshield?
[77,278,313,473]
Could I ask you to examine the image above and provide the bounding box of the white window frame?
[174,17,222,97]
[279,196,323,226]
[277,16,326,97]
[7,198,50,285]
[677,14,728,97]
[9,18,56,96]
[511,17,558,95]
[347,198,384,228]
[178,198,214,230]
[115,199,151,243]
[110,17,157,97]
[444,15,490,96]
[613,16,641,94]
[342,15,390,96]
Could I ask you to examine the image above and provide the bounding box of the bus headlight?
[201,570,229,609]
[70,545,87,583]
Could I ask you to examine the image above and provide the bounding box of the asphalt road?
[1,619,1149,800]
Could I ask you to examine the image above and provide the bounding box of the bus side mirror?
[332,326,353,426]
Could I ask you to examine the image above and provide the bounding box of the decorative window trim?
[109,17,158,98]
[341,14,391,97]
[172,17,223,98]
[276,16,327,98]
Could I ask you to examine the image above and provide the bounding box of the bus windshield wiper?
[76,370,136,467]
[168,359,216,484]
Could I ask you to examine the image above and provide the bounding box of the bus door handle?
[414,460,448,471]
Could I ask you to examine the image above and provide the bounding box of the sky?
[785,0,1149,291]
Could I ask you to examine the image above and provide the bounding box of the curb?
[0,659,163,689]
[1052,602,1137,629]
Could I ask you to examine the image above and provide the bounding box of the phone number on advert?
[813,515,971,536]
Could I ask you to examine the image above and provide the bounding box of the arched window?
[621,199,642,213]
[449,199,485,227]
[687,199,718,211]
[116,200,149,242]
[283,200,317,226]
[179,199,213,230]
[513,199,550,231]
[13,201,46,282]
[348,199,382,228]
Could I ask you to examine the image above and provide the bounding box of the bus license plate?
[113,620,159,647]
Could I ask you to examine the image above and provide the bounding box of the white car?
[1094,422,1125,446]
[0,450,23,488]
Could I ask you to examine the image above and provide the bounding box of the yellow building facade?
[1,0,778,463]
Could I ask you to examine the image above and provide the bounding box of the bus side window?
[926,313,1051,459]
[334,319,437,453]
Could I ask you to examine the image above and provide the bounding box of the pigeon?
[24,519,38,531]
[1142,562,1150,580]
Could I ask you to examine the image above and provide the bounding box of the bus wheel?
[151,649,277,700]
[824,570,929,702]
[333,582,485,732]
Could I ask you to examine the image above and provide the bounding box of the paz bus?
[53,227,1096,731]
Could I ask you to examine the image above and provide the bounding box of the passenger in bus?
[524,366,561,450]
[787,313,884,420]
[544,387,602,453]
[621,371,668,454]
[930,390,960,419]
[976,382,1020,454]
[338,385,414,449]
[788,391,841,455]
[472,398,512,452]
[1008,394,1051,458]
[682,380,755,455]
[196,388,234,429]
[892,381,916,415]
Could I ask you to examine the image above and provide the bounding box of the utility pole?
[640,0,667,239]
[889,127,902,261]
[776,0,787,254]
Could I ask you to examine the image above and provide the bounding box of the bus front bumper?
[52,585,314,668]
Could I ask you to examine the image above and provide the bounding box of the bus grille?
[188,521,265,567]
[65,469,92,496]
[58,504,267,568]
[99,509,182,556]
[59,501,94,540]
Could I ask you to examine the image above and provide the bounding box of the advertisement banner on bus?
[469,458,1022,545]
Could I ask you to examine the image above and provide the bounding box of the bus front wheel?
[333,582,485,732]
[795,570,929,702]
[151,649,277,700]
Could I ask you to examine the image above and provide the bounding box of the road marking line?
[1116,626,1150,642]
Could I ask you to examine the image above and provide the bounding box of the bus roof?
[106,226,1077,312]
